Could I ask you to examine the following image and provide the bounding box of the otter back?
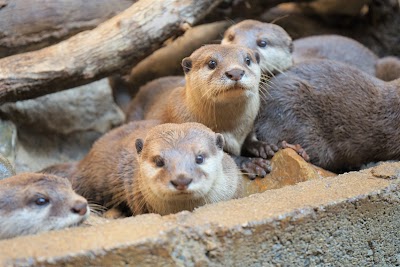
[255,59,400,172]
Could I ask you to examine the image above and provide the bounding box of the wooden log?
[0,0,136,58]
[0,0,222,104]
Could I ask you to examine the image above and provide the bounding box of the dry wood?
[0,0,136,58]
[0,0,222,104]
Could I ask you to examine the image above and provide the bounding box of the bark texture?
[0,0,136,58]
[0,0,222,104]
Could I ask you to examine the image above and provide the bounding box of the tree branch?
[0,0,136,58]
[0,0,222,103]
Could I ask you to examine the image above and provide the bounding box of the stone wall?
[0,162,399,266]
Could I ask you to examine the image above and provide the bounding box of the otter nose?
[170,176,193,190]
[71,200,88,216]
[225,68,245,81]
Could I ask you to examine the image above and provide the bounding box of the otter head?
[0,173,89,239]
[135,122,226,214]
[222,19,293,75]
[181,44,261,104]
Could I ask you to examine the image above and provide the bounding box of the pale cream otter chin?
[222,19,293,76]
[136,122,243,216]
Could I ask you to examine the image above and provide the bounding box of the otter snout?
[225,68,245,81]
[71,199,88,216]
[170,176,193,191]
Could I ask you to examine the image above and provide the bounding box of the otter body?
[255,59,400,172]
[292,34,400,81]
[127,44,261,156]
[126,76,185,122]
[0,173,89,239]
[126,45,275,178]
[222,20,400,81]
[43,121,243,216]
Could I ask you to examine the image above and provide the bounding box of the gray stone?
[0,154,15,180]
[0,119,17,164]
[0,79,125,172]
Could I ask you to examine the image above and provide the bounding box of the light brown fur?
[42,121,244,216]
[127,44,261,157]
[0,173,89,239]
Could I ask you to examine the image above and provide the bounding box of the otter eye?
[257,40,267,48]
[208,60,217,70]
[195,155,204,164]
[245,56,251,66]
[228,34,234,41]
[35,197,49,206]
[153,156,165,167]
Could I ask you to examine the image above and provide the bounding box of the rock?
[243,148,336,196]
[0,119,17,166]
[370,161,400,180]
[0,79,125,135]
[0,154,15,180]
[0,79,125,172]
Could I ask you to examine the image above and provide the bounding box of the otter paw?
[232,155,271,179]
[103,208,124,219]
[244,140,279,159]
[281,141,310,162]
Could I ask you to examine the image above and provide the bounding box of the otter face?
[222,20,293,75]
[136,123,225,211]
[0,173,90,239]
[182,44,261,103]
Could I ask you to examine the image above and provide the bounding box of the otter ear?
[254,52,260,64]
[135,139,144,154]
[215,133,225,150]
[182,57,192,74]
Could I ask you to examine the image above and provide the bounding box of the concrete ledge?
[1,162,399,266]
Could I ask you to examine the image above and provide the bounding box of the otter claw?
[231,155,272,179]
[281,141,310,162]
[243,140,279,159]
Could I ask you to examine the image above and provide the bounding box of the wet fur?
[255,59,400,172]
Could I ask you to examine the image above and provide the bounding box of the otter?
[0,173,89,240]
[126,44,277,178]
[42,121,244,216]
[255,59,400,173]
[221,19,293,76]
[222,20,400,81]
[126,76,185,122]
